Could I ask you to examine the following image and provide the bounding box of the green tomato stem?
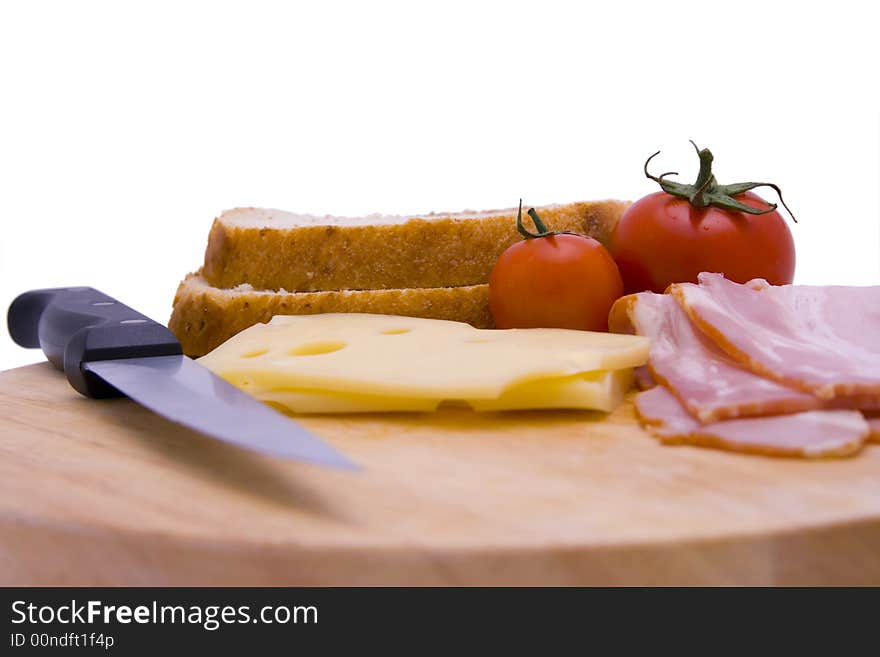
[515,199,578,239]
[644,141,798,223]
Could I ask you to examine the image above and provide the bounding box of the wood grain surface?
[2,362,880,585]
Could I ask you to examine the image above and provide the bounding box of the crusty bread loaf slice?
[202,200,629,292]
[169,272,492,357]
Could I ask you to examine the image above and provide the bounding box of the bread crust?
[169,273,493,357]
[202,200,629,292]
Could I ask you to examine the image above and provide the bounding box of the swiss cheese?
[244,369,634,414]
[197,313,649,413]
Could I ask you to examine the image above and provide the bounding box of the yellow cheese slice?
[197,313,650,400]
[468,368,633,412]
[246,384,442,414]
[243,368,633,414]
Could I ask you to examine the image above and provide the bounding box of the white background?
[1,0,878,371]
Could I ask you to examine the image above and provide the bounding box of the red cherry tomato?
[489,217,623,331]
[609,143,796,294]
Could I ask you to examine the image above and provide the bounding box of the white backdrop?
[1,0,878,370]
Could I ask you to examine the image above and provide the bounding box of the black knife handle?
[7,287,182,398]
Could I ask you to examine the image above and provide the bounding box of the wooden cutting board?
[3,362,880,586]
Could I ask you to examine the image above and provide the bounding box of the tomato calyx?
[644,141,797,223]
[515,199,579,239]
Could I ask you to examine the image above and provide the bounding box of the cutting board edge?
[5,507,880,586]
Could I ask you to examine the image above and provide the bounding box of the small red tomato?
[489,202,624,331]
[609,142,796,294]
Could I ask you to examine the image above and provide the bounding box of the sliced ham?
[634,386,871,458]
[672,273,880,399]
[633,365,656,391]
[866,414,880,442]
[609,292,825,422]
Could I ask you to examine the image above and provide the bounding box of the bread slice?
[202,200,628,292]
[169,273,492,357]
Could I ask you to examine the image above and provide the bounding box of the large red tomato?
[609,143,796,294]
[489,203,623,331]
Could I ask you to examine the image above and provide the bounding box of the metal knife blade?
[85,356,356,468]
[7,286,357,469]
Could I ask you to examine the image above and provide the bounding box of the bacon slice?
[634,386,871,458]
[610,292,824,422]
[672,273,880,399]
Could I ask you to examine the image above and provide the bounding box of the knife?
[7,287,357,469]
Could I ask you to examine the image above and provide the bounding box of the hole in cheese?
[241,349,269,358]
[289,341,348,357]
[380,328,412,335]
